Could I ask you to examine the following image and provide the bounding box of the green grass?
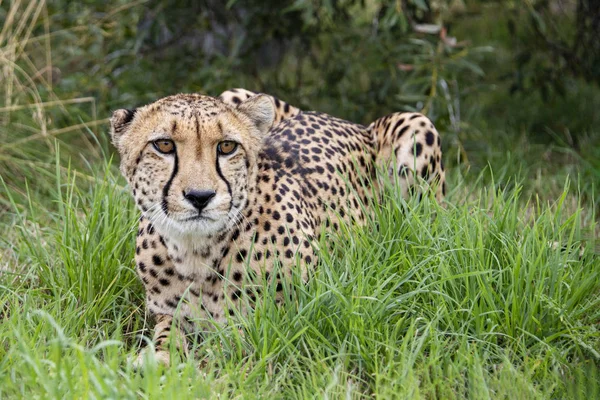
[1,153,598,398]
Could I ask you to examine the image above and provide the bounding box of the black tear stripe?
[215,156,233,211]
[162,150,179,214]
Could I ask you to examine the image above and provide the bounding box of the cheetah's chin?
[148,213,230,240]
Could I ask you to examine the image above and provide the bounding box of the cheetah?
[109,88,446,366]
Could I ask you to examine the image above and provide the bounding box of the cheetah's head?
[110,93,274,239]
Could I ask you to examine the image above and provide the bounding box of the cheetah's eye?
[217,141,238,156]
[153,139,175,154]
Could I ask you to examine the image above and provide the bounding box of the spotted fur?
[218,88,301,125]
[109,89,446,366]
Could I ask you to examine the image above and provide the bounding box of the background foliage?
[3,0,600,200]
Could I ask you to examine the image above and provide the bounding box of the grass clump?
[1,158,598,398]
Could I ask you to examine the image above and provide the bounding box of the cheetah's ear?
[236,94,275,135]
[109,108,137,145]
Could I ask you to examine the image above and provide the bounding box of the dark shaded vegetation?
[3,0,599,196]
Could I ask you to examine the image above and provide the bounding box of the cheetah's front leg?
[134,313,189,368]
[133,217,195,368]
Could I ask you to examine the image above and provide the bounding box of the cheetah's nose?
[183,189,216,212]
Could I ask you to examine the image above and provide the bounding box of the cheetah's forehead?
[144,94,232,121]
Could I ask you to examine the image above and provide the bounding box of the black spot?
[164,300,177,309]
[233,271,242,281]
[400,164,410,177]
[425,131,435,146]
[412,142,423,157]
[152,255,163,265]
[398,125,410,137]
[159,278,170,286]
[164,268,175,276]
[138,262,147,272]
[232,290,242,300]
[236,249,248,263]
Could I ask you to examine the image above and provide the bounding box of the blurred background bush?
[1,0,599,208]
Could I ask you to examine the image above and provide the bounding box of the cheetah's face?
[109,94,274,239]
